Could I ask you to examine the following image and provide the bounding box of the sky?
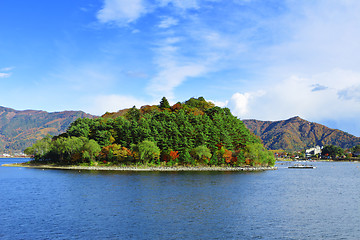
[1,0,360,136]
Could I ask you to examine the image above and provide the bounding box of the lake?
[1,158,360,239]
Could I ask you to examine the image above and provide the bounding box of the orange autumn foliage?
[223,149,233,163]
[169,150,179,161]
[171,103,183,111]
[99,144,132,162]
[223,149,238,163]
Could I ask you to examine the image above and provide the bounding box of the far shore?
[2,163,277,172]
[276,158,360,162]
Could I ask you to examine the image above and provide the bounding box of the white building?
[306,146,322,158]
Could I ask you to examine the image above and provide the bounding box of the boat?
[288,164,316,169]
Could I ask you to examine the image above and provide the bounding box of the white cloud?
[0,73,11,78]
[91,95,149,115]
[1,67,14,71]
[147,62,206,99]
[264,1,360,76]
[338,85,360,102]
[158,17,179,28]
[211,1,360,136]
[96,0,240,102]
[0,66,13,78]
[93,0,360,135]
[146,33,208,99]
[229,92,251,116]
[227,69,360,123]
[209,99,228,108]
[96,0,199,27]
[228,91,265,117]
[157,0,199,9]
[147,15,249,100]
[97,0,147,25]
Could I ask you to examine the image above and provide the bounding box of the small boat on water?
[288,164,316,169]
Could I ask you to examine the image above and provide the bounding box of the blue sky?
[1,0,360,136]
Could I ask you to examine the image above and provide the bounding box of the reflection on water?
[1,159,360,239]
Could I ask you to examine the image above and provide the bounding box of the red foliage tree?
[223,149,233,163]
[169,150,179,161]
[171,103,183,111]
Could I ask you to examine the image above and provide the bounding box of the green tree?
[136,140,160,164]
[44,136,101,164]
[180,149,193,165]
[351,145,360,157]
[125,106,140,122]
[191,145,212,162]
[184,97,215,111]
[67,118,91,138]
[245,143,275,166]
[322,145,344,159]
[24,135,52,161]
[82,139,101,163]
[159,97,171,109]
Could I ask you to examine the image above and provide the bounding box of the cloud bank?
[92,0,360,136]
[227,69,360,135]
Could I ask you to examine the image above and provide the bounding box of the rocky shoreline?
[2,163,277,172]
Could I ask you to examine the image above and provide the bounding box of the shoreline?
[2,163,277,172]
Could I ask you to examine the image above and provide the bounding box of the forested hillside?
[243,116,360,151]
[0,106,95,153]
[25,97,275,167]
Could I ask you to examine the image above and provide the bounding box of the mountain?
[0,106,96,154]
[2,103,358,154]
[243,116,360,151]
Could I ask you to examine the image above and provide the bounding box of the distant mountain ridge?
[1,105,358,154]
[0,106,96,153]
[243,116,360,151]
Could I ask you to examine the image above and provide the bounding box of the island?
[19,97,276,171]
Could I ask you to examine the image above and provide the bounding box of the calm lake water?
[1,158,360,240]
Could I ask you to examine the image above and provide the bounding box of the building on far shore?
[305,146,322,158]
[0,153,28,158]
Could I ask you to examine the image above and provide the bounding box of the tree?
[169,150,179,161]
[171,102,183,111]
[180,149,193,165]
[136,140,160,164]
[27,136,101,164]
[125,106,140,121]
[91,130,112,147]
[24,135,52,161]
[185,97,215,111]
[245,143,276,166]
[191,145,212,162]
[67,118,91,138]
[82,139,101,163]
[322,145,344,159]
[99,144,131,163]
[159,97,170,109]
[351,145,360,157]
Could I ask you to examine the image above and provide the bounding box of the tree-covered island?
[24,97,275,169]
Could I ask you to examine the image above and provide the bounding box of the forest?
[24,97,275,167]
